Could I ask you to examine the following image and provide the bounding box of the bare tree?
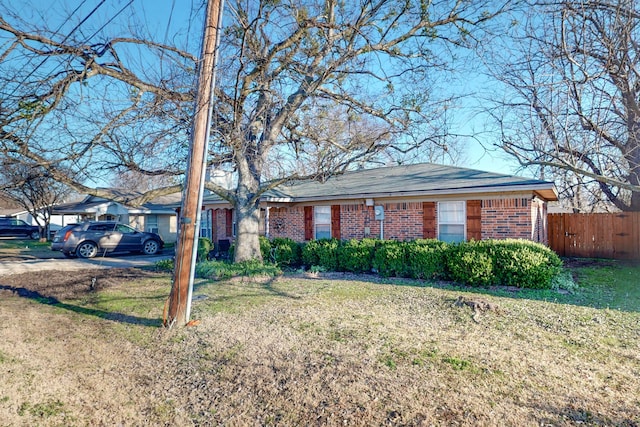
[204,0,509,261]
[483,0,640,211]
[0,3,197,204]
[0,162,71,239]
[0,1,508,262]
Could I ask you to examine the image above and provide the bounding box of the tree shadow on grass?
[0,284,162,327]
[192,275,303,301]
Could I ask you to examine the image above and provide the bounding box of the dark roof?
[203,163,558,205]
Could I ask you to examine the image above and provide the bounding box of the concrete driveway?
[0,253,172,276]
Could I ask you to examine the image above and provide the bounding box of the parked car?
[51,221,163,258]
[0,217,40,239]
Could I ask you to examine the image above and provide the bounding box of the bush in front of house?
[372,240,407,277]
[444,239,562,289]
[490,239,562,289]
[197,237,214,262]
[338,238,377,273]
[405,239,449,280]
[207,236,561,289]
[445,240,495,286]
[269,237,302,267]
[259,236,272,261]
[302,238,341,271]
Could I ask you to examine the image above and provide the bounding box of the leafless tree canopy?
[0,162,71,236]
[0,2,198,205]
[484,0,640,211]
[0,0,507,261]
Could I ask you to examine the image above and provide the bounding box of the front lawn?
[0,260,638,426]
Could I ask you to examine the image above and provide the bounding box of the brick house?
[200,163,558,247]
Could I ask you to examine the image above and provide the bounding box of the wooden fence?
[548,212,640,260]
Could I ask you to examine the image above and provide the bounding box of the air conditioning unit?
[148,227,159,234]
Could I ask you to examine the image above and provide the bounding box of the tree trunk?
[233,199,263,262]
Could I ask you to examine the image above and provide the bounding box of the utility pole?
[164,0,224,328]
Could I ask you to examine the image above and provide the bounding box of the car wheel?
[29,231,40,240]
[142,239,160,255]
[76,241,98,258]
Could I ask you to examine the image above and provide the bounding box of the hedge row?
[256,237,562,289]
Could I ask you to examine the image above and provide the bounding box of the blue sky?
[4,0,524,179]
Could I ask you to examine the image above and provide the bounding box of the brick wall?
[213,208,232,241]
[264,198,546,244]
[378,202,424,241]
[481,199,533,240]
[269,206,306,241]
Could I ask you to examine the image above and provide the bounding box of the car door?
[115,223,143,252]
[11,219,30,237]
[89,223,120,251]
[0,219,9,236]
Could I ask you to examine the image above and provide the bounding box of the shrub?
[490,239,562,289]
[372,240,407,277]
[301,240,320,267]
[317,238,341,271]
[155,258,174,273]
[338,238,377,273]
[445,239,562,289]
[197,238,214,262]
[270,237,302,267]
[302,239,340,271]
[259,236,272,261]
[445,241,495,286]
[405,239,448,279]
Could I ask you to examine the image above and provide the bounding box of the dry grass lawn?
[0,266,639,426]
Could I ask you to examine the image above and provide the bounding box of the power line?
[81,0,134,43]
[6,0,107,100]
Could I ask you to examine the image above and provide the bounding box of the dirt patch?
[0,267,160,300]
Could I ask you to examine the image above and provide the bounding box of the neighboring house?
[199,163,558,247]
[1,207,63,237]
[51,191,181,243]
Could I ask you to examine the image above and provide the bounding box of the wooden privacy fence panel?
[548,212,640,260]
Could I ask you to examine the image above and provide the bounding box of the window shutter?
[225,209,233,236]
[331,205,341,239]
[304,206,313,240]
[466,200,482,241]
[423,202,436,238]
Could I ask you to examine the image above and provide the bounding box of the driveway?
[0,253,172,276]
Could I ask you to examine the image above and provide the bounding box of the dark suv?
[0,217,40,239]
[51,221,164,258]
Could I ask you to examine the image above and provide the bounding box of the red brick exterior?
[481,198,532,241]
[269,207,306,241]
[264,197,548,244]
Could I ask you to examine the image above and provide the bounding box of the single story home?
[52,191,181,243]
[199,163,558,247]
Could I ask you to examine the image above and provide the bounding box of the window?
[146,215,159,235]
[314,206,331,239]
[116,224,136,233]
[199,211,211,239]
[438,201,465,243]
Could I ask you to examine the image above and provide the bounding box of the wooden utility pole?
[164,0,223,328]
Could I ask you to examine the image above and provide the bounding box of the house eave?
[263,183,558,204]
